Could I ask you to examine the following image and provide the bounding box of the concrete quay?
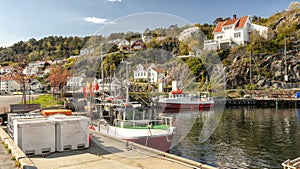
[0,126,216,169]
[0,126,36,169]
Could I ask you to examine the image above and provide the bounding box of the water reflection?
[169,108,300,169]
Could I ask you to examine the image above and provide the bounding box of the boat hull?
[159,102,214,110]
[90,125,174,152]
[123,135,173,152]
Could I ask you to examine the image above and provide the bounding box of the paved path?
[0,127,17,169]
[0,95,38,113]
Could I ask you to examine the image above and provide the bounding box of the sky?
[0,0,295,47]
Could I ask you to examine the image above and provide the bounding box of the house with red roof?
[134,63,165,83]
[204,15,268,50]
[0,66,14,74]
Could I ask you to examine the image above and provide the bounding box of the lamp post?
[0,74,2,95]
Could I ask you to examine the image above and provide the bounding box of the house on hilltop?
[204,15,268,50]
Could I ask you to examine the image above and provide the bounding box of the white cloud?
[108,0,121,2]
[84,17,114,24]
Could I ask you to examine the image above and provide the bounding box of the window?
[234,32,241,38]
[217,36,223,39]
[223,26,231,31]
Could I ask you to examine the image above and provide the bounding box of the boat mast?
[122,61,131,103]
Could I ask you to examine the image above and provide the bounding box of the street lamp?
[0,74,2,95]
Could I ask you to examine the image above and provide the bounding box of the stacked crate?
[10,112,90,155]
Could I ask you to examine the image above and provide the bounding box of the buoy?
[89,125,95,130]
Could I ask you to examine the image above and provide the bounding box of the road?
[0,95,39,113]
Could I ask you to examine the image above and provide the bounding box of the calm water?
[165,107,300,169]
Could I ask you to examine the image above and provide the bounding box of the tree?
[213,17,230,26]
[7,66,32,104]
[46,65,70,96]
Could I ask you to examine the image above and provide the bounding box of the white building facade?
[204,15,268,50]
[0,66,13,74]
[0,76,20,92]
[133,63,164,83]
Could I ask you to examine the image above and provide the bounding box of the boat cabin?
[113,107,172,129]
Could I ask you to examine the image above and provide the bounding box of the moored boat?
[158,90,214,110]
[90,106,175,152]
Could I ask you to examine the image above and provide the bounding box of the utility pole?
[284,36,288,82]
[250,51,252,86]
[101,50,104,98]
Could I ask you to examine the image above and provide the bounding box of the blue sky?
[0,0,295,47]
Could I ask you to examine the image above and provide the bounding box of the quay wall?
[215,98,300,108]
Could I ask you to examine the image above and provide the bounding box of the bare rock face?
[226,45,300,89]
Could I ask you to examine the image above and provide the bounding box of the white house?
[30,79,43,91]
[23,66,39,76]
[204,15,268,50]
[0,75,20,92]
[133,63,165,83]
[118,39,130,50]
[66,76,85,91]
[148,67,165,83]
[0,66,13,74]
[28,61,45,68]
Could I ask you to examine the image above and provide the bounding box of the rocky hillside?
[226,9,300,89]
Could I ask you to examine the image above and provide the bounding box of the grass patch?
[15,160,21,167]
[10,156,15,160]
[32,94,64,108]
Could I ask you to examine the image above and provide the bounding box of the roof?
[143,63,153,70]
[0,65,14,69]
[152,68,165,73]
[0,75,15,81]
[213,16,249,33]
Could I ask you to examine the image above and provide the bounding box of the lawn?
[32,94,64,108]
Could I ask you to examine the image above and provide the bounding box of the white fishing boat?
[90,60,175,152]
[90,106,175,152]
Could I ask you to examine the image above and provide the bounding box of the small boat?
[90,106,175,152]
[158,90,214,110]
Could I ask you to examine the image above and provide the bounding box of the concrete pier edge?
[0,128,37,169]
[0,127,216,169]
[90,130,217,169]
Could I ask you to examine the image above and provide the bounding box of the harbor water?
[164,107,300,168]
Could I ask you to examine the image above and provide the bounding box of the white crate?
[13,119,56,155]
[7,113,45,138]
[50,115,89,151]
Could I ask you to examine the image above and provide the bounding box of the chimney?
[233,14,237,19]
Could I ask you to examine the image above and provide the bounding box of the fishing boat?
[158,90,214,110]
[90,105,175,152]
[89,60,175,152]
